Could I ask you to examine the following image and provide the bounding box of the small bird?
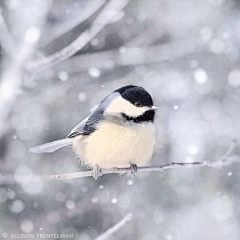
[30,85,158,179]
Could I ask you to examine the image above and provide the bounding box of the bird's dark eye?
[135,102,142,107]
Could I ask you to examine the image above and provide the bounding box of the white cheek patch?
[105,96,146,117]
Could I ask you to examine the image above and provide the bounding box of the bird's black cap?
[115,85,153,107]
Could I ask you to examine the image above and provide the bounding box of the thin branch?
[94,213,133,240]
[38,142,238,181]
[0,1,50,139]
[50,38,197,75]
[0,8,16,54]
[125,24,166,48]
[0,143,237,185]
[27,0,129,72]
[42,0,106,45]
[207,143,238,168]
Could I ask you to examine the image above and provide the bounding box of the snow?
[1,0,240,239]
[88,67,101,78]
[24,27,41,44]
[58,71,69,81]
[20,220,34,233]
[228,69,240,87]
[9,200,25,213]
[194,68,208,85]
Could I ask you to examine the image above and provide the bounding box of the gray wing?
[66,106,104,138]
[66,116,90,138]
[67,92,119,138]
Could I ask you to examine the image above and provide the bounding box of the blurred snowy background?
[1,0,240,239]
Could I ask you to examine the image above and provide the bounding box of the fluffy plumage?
[72,119,155,168]
[30,85,157,170]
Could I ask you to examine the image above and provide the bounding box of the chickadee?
[30,85,158,179]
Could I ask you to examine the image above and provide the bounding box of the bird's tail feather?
[29,139,72,153]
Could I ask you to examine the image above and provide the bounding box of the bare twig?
[0,1,50,139]
[0,143,237,185]
[51,38,197,75]
[94,213,133,240]
[27,0,129,72]
[38,142,238,181]
[0,8,15,54]
[39,159,236,181]
[42,0,106,45]
[125,24,166,48]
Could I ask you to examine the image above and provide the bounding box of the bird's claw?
[130,164,138,177]
[92,165,101,180]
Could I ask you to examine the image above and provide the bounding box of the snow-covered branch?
[0,8,15,54]
[27,0,129,72]
[51,38,197,75]
[39,142,238,181]
[0,1,50,139]
[94,213,133,240]
[0,143,237,185]
[42,0,107,45]
[40,158,238,181]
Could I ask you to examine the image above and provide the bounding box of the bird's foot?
[92,165,101,180]
[130,164,138,177]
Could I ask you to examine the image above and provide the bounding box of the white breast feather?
[72,121,156,168]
